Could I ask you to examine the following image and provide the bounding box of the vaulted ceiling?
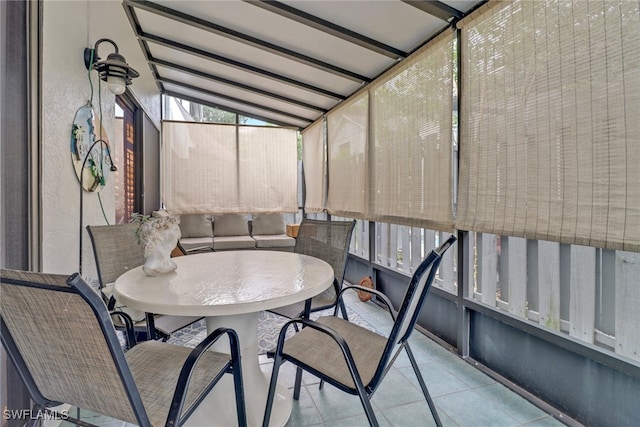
[122,0,484,128]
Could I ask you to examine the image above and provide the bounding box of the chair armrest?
[338,285,397,321]
[167,327,242,425]
[109,310,137,349]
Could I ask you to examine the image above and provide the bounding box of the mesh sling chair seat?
[262,235,457,427]
[266,218,355,400]
[268,218,356,320]
[87,223,202,341]
[0,269,247,427]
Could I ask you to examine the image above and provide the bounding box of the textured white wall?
[41,0,160,280]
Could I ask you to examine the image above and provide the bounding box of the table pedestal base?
[184,313,292,427]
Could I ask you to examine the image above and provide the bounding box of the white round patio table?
[114,250,334,427]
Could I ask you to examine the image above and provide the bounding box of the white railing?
[470,233,640,363]
[362,222,457,294]
[352,220,640,363]
[349,219,369,260]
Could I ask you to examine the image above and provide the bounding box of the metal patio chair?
[262,235,457,427]
[87,223,202,341]
[0,269,247,427]
[268,218,356,321]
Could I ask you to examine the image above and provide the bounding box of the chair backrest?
[0,269,150,425]
[87,223,146,288]
[373,235,456,385]
[294,218,356,287]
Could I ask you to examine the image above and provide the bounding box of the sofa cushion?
[213,236,256,250]
[252,234,295,249]
[252,214,286,235]
[214,214,250,236]
[179,237,214,252]
[179,214,213,238]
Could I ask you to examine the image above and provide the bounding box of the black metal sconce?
[84,38,139,95]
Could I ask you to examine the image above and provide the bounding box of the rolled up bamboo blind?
[238,126,298,213]
[302,119,325,213]
[162,121,298,214]
[456,0,640,251]
[368,32,455,231]
[326,92,369,219]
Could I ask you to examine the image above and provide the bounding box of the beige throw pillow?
[214,214,250,236]
[252,214,286,235]
[179,214,213,238]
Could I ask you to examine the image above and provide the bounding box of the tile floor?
[262,291,566,427]
[56,291,566,427]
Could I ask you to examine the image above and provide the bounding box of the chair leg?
[293,366,304,400]
[338,299,349,321]
[231,360,247,427]
[404,343,442,427]
[26,404,44,427]
[262,354,284,427]
[343,359,380,427]
[291,302,308,395]
[354,385,379,427]
[144,312,156,340]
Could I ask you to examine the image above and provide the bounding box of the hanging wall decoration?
[70,104,115,192]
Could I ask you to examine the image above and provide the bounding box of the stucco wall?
[41,0,160,280]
